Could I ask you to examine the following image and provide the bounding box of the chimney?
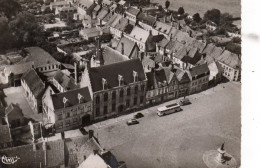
[102,78,107,90]
[78,93,83,104]
[89,129,94,139]
[121,42,124,55]
[43,141,47,166]
[28,121,35,142]
[74,62,78,84]
[63,97,68,108]
[155,15,158,21]
[33,143,36,151]
[133,71,138,82]
[93,149,98,155]
[61,131,65,139]
[118,74,123,86]
[149,29,152,35]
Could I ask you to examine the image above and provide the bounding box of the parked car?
[79,127,88,135]
[179,98,191,106]
[126,119,139,125]
[134,112,144,119]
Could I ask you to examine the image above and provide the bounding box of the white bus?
[157,103,181,117]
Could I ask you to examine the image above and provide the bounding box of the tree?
[0,0,21,19]
[0,16,14,50]
[193,13,201,23]
[8,12,43,47]
[165,0,170,9]
[204,9,221,25]
[178,7,185,15]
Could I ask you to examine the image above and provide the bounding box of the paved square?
[91,82,241,168]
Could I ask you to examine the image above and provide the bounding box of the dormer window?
[63,97,69,108]
[133,71,138,83]
[102,78,107,90]
[78,93,84,104]
[118,74,123,86]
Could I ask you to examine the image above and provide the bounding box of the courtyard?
[3,86,43,122]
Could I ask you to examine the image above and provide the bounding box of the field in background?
[151,0,241,18]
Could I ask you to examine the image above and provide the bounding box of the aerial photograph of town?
[0,0,242,167]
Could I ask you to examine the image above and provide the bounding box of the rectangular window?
[104,106,107,114]
[140,96,144,104]
[134,98,137,105]
[57,113,62,120]
[96,108,100,116]
[58,122,63,129]
[112,103,116,112]
[135,86,138,94]
[104,93,108,102]
[126,99,130,108]
[66,112,70,118]
[65,120,70,127]
[127,88,130,96]
[112,91,116,100]
[141,85,145,91]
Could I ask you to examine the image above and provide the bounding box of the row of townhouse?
[145,62,211,104]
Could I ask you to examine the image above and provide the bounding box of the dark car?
[179,98,191,106]
[134,112,144,119]
[126,119,139,125]
[79,127,88,135]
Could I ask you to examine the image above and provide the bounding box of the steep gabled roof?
[0,125,12,144]
[115,37,138,58]
[129,26,150,43]
[217,50,241,69]
[189,64,210,77]
[126,7,140,16]
[21,68,45,99]
[137,13,156,26]
[176,69,190,84]
[53,70,78,91]
[20,47,59,68]
[51,87,91,110]
[103,47,129,65]
[154,21,172,35]
[97,7,109,20]
[157,38,170,48]
[4,62,34,76]
[88,59,146,92]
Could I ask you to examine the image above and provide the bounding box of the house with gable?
[145,65,179,105]
[21,68,46,113]
[20,47,61,73]
[125,26,154,52]
[43,87,92,132]
[175,69,190,97]
[187,64,210,94]
[3,61,34,87]
[137,12,156,31]
[4,103,26,128]
[115,37,140,59]
[125,7,140,24]
[216,50,241,81]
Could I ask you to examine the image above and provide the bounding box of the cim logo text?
[1,155,20,165]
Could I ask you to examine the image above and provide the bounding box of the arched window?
[112,91,116,100]
[96,95,100,104]
[120,89,124,97]
[104,93,108,102]
[127,88,130,96]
